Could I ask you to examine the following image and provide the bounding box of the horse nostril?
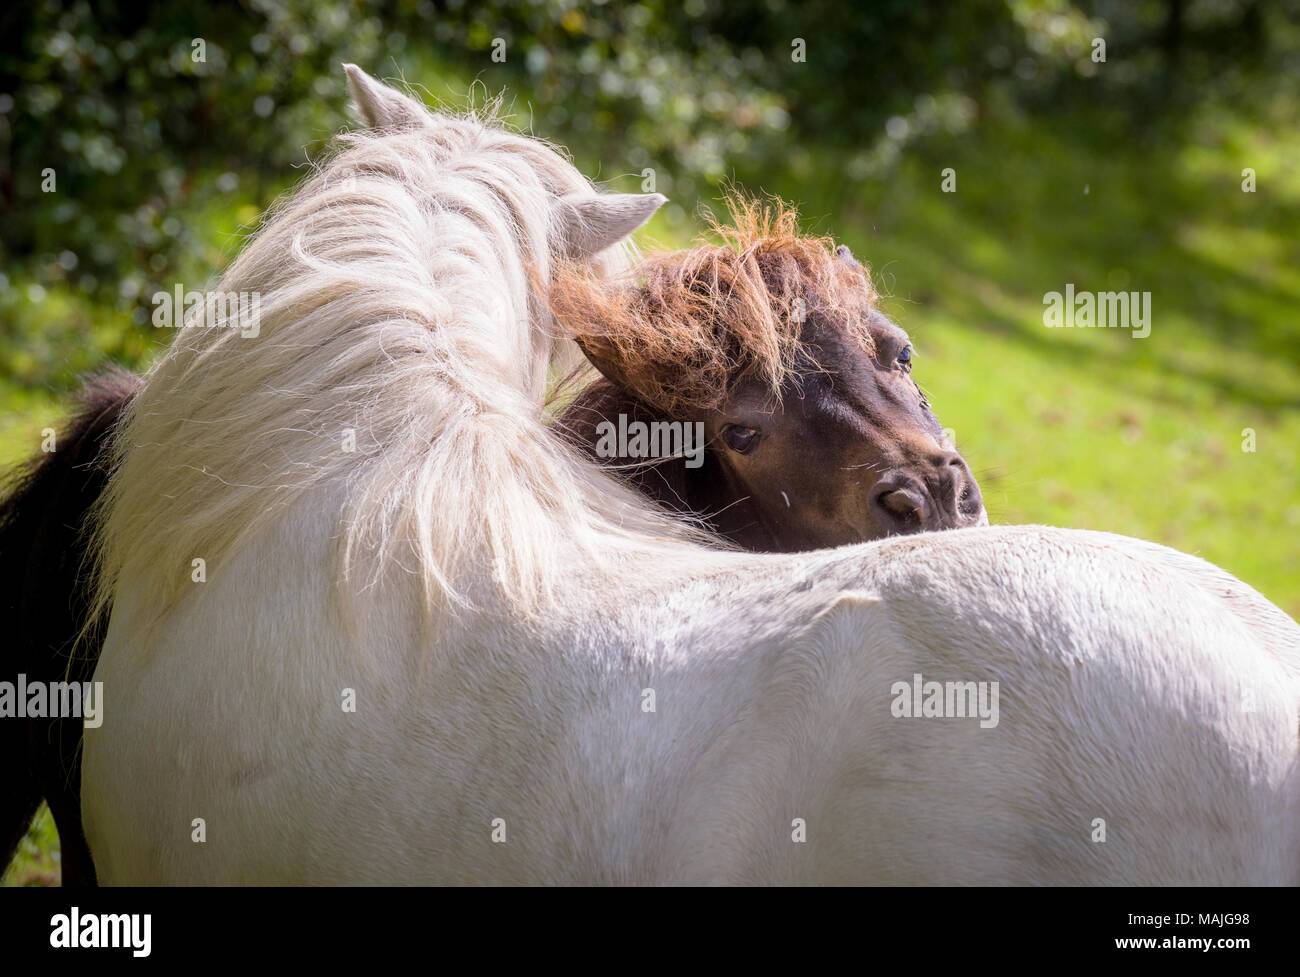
[870,479,928,535]
[879,490,918,518]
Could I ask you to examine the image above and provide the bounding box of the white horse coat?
[82,69,1300,885]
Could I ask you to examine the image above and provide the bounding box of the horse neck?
[557,380,693,510]
[556,380,775,547]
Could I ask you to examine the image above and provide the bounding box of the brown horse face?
[695,309,985,550]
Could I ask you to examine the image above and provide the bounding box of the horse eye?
[722,425,759,453]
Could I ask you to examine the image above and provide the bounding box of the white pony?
[83,67,1300,884]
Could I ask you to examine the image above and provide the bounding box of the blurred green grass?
[2,805,60,886]
[820,106,1300,610]
[3,77,1298,886]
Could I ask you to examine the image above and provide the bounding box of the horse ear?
[343,64,427,130]
[573,335,638,395]
[554,193,667,258]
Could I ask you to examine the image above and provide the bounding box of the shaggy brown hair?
[549,195,878,415]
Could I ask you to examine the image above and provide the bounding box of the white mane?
[90,85,712,636]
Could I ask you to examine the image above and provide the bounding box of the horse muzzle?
[869,453,985,535]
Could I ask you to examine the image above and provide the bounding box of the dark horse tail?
[0,367,140,886]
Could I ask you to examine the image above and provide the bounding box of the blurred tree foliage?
[1,0,1296,320]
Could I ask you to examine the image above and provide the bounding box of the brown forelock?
[549,196,878,416]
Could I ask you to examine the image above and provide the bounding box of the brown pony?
[553,198,984,549]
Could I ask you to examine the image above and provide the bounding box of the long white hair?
[89,67,716,639]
